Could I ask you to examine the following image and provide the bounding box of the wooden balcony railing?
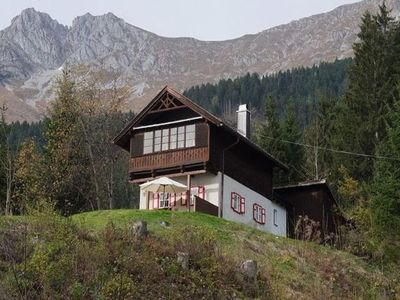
[130,146,209,172]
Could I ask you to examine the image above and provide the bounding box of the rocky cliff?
[0,0,399,122]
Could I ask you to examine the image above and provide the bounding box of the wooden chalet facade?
[113,86,288,236]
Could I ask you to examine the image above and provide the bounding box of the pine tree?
[304,96,336,180]
[368,99,400,263]
[336,3,400,180]
[257,96,283,158]
[279,99,306,182]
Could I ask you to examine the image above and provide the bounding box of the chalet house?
[113,86,288,237]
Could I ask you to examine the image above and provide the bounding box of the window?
[231,192,245,214]
[177,126,185,149]
[162,129,169,151]
[154,130,161,152]
[159,192,169,208]
[170,127,177,150]
[185,124,195,147]
[143,131,153,154]
[253,204,266,224]
[273,209,278,227]
[143,125,196,154]
[153,192,170,209]
[190,186,206,205]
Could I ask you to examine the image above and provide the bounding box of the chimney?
[237,104,250,138]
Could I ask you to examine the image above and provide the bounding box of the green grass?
[71,209,394,298]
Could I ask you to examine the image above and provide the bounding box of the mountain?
[0,0,399,122]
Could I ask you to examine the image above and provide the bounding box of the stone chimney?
[237,104,250,138]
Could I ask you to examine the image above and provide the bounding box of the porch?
[144,192,218,216]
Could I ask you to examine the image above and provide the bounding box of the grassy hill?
[0,209,396,299]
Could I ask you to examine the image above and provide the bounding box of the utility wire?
[263,136,400,162]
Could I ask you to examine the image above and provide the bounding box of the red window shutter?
[231,192,234,209]
[253,204,256,220]
[153,192,159,209]
[261,208,266,224]
[240,197,245,214]
[198,186,205,199]
[171,193,176,206]
[181,191,187,206]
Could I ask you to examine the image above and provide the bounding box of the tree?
[13,139,47,213]
[336,3,400,180]
[257,95,283,159]
[44,70,93,215]
[368,99,400,263]
[0,105,16,215]
[279,100,306,182]
[303,96,337,180]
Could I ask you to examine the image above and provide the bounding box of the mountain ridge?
[1,0,399,122]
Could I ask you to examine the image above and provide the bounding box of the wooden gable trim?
[113,86,223,148]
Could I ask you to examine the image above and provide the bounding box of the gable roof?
[113,85,288,170]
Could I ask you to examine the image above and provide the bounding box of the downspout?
[219,136,240,218]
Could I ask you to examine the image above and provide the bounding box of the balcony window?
[143,131,153,154]
[177,126,185,149]
[186,124,195,148]
[170,127,177,150]
[142,124,196,154]
[162,129,169,151]
[154,130,161,152]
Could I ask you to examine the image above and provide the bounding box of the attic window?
[142,124,196,154]
[253,204,265,224]
[231,192,245,214]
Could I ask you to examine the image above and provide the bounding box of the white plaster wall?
[221,173,287,237]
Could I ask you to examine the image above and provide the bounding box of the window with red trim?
[231,192,245,214]
[189,186,206,206]
[181,191,188,206]
[152,192,171,208]
[253,204,265,224]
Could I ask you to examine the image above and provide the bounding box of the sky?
[3,0,360,41]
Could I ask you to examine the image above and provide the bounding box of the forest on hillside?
[0,2,399,282]
[184,58,351,126]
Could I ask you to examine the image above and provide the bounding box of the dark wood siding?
[131,133,144,157]
[196,123,208,147]
[209,124,274,199]
[274,186,338,239]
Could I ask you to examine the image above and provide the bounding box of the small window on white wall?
[231,192,245,214]
[253,204,265,224]
[273,209,278,227]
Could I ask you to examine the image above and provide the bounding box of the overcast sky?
[3,0,360,41]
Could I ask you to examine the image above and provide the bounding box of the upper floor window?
[253,204,266,224]
[231,192,245,214]
[143,124,196,154]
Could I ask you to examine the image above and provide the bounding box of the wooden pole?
[187,174,191,212]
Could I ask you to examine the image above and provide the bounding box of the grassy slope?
[71,209,390,299]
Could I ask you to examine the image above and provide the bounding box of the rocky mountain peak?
[1,0,400,123]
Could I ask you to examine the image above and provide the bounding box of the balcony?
[130,146,209,173]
